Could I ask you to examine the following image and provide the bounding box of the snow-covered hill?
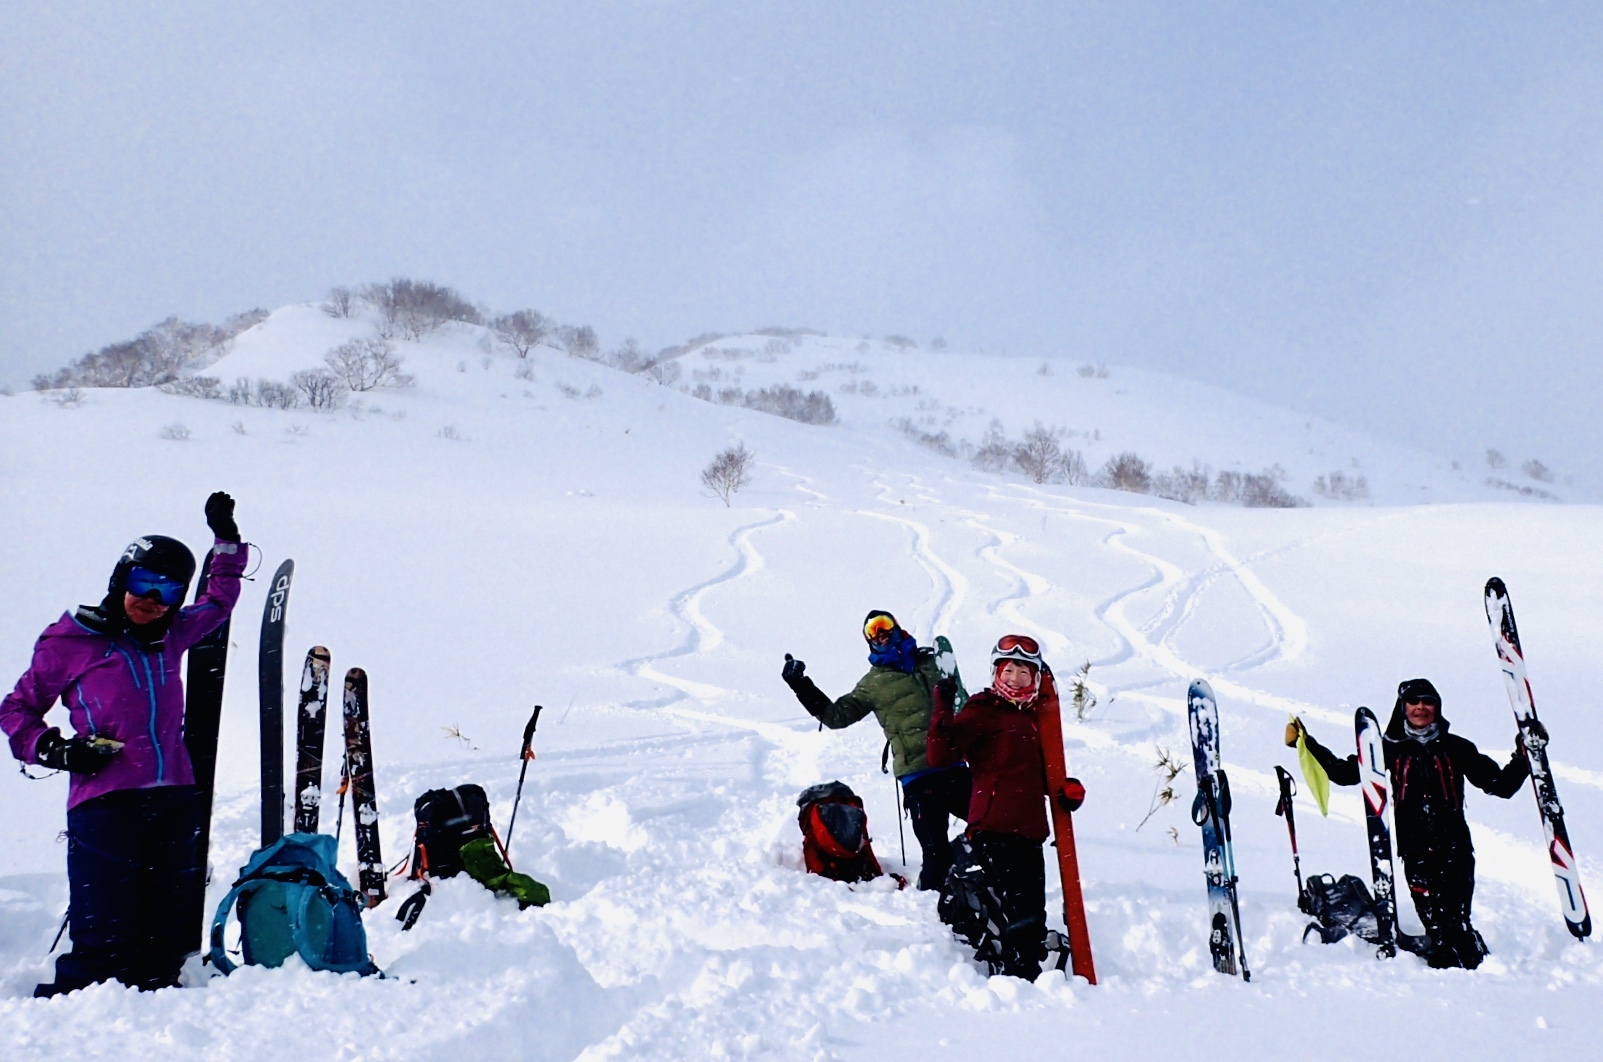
[2,305,1600,1059]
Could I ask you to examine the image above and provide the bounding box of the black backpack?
[1301,873,1383,945]
[408,785,494,881]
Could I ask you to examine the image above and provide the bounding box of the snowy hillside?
[2,305,1601,1059]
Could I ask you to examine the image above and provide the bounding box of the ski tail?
[1355,706,1398,958]
[292,646,332,834]
[258,559,294,848]
[1037,668,1097,984]
[1484,577,1591,939]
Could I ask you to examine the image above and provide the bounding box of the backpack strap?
[207,878,270,975]
[396,881,431,932]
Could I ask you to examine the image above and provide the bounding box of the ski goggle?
[125,566,186,606]
[996,634,1040,656]
[864,615,899,644]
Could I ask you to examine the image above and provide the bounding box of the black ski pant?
[1402,842,1482,969]
[970,829,1048,980]
[37,785,201,997]
[902,765,971,890]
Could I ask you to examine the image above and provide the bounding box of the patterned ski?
[1037,667,1096,983]
[258,559,294,848]
[293,646,333,834]
[1188,679,1249,979]
[933,635,967,712]
[341,667,386,906]
[182,550,231,953]
[1485,578,1590,938]
[1355,705,1398,958]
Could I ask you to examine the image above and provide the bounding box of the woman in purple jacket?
[1,492,246,996]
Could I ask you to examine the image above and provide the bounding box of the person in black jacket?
[1287,678,1530,969]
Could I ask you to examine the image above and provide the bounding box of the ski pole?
[1273,766,1305,905]
[506,705,543,859]
[881,739,906,866]
[334,754,349,844]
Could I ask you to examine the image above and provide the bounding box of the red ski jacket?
[927,684,1049,842]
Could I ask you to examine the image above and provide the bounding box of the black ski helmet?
[109,535,197,599]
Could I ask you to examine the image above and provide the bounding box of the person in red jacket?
[927,634,1084,980]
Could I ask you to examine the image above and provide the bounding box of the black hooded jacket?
[1303,702,1528,860]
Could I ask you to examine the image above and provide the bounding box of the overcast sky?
[4,2,1600,476]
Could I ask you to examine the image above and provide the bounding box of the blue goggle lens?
[126,566,186,606]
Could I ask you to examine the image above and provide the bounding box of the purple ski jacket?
[0,539,246,810]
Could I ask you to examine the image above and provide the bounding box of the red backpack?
[797,781,885,883]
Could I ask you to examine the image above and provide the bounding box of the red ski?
[1037,668,1097,984]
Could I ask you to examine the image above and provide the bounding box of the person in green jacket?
[783,610,971,890]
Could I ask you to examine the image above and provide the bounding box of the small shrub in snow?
[883,335,917,350]
[585,385,603,399]
[1153,464,1211,504]
[970,422,1013,473]
[322,286,358,318]
[365,278,479,339]
[737,384,836,425]
[513,361,536,381]
[492,310,550,357]
[558,325,601,361]
[159,423,191,441]
[1077,362,1109,379]
[1486,477,1559,500]
[557,382,582,399]
[325,338,412,391]
[1522,459,1553,483]
[32,313,262,391]
[292,369,346,410]
[161,375,223,400]
[930,337,949,351]
[437,425,462,440]
[1237,473,1308,508]
[231,421,247,435]
[1013,423,1084,484]
[894,418,959,458]
[1037,362,1053,376]
[646,360,682,387]
[1486,449,1506,470]
[702,443,755,506]
[1314,471,1369,501]
[1101,452,1152,493]
[256,381,301,409]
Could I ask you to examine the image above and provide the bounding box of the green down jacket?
[786,648,942,778]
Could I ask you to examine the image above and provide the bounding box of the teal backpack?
[207,832,379,976]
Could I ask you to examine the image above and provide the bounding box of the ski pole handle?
[521,705,543,760]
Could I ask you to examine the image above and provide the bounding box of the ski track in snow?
[619,510,791,705]
[855,471,966,641]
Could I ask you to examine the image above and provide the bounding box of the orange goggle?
[864,615,898,643]
[997,633,1040,655]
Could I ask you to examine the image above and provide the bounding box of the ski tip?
[1485,576,1507,596]
[309,645,331,661]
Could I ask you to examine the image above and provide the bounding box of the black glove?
[205,491,240,541]
[782,654,806,683]
[36,729,119,774]
[934,676,959,707]
[1057,777,1086,814]
[1517,719,1549,751]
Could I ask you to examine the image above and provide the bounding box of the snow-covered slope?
[2,305,1600,1059]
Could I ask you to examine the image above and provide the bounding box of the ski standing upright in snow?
[258,559,294,848]
[340,667,386,906]
[1036,667,1097,984]
[1484,577,1591,938]
[293,646,332,834]
[181,550,231,953]
[1188,679,1249,979]
[1354,705,1398,958]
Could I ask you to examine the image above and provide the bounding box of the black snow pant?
[902,765,971,890]
[1402,842,1483,969]
[970,829,1048,980]
[36,785,202,997]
